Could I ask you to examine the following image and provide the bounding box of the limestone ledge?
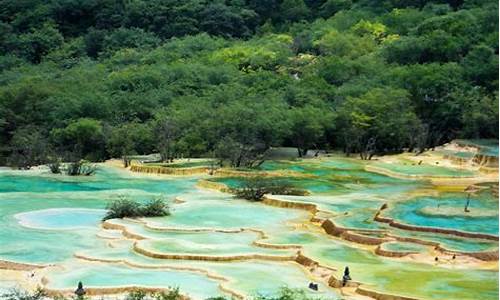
[44,286,189,299]
[103,219,302,254]
[130,164,208,175]
[374,205,499,261]
[261,195,317,213]
[133,241,297,262]
[374,206,499,241]
[472,154,499,168]
[101,220,147,240]
[0,259,48,271]
[197,179,311,196]
[212,168,315,179]
[374,246,418,258]
[365,165,474,180]
[72,255,245,299]
[196,179,232,193]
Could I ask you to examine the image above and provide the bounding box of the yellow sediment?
[196,179,232,193]
[130,164,208,175]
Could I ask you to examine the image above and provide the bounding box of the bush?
[126,289,147,300]
[233,178,305,201]
[1,288,46,300]
[48,160,62,174]
[153,287,182,300]
[141,198,171,217]
[66,160,97,176]
[122,288,182,300]
[255,287,321,300]
[103,196,170,221]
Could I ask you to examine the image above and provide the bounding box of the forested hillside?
[0,0,498,167]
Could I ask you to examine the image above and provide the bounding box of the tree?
[335,88,421,159]
[280,0,311,22]
[319,0,352,18]
[51,118,106,161]
[107,122,154,167]
[154,113,180,162]
[16,22,64,63]
[288,105,333,157]
[8,126,50,169]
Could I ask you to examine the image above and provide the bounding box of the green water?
[306,238,498,300]
[455,139,499,157]
[46,262,223,299]
[138,231,294,256]
[388,192,499,235]
[381,241,428,253]
[371,161,476,177]
[0,159,498,300]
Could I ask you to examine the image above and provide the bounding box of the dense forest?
[0,0,498,168]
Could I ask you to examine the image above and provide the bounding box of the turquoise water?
[46,262,223,299]
[455,139,499,157]
[371,161,476,177]
[0,161,498,300]
[145,197,307,232]
[137,231,293,256]
[15,208,105,230]
[0,168,195,264]
[381,241,428,253]
[307,239,499,300]
[388,193,499,235]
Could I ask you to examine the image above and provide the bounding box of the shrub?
[142,197,171,217]
[122,288,182,300]
[1,288,46,300]
[255,287,321,300]
[126,289,147,300]
[153,287,182,300]
[103,196,170,221]
[233,178,305,201]
[66,160,97,176]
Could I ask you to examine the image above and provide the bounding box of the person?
[75,281,86,297]
[342,266,351,286]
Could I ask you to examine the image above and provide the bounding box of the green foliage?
[0,288,46,300]
[65,160,97,176]
[125,289,147,300]
[152,287,182,300]
[254,287,322,300]
[123,288,182,300]
[0,0,497,165]
[103,196,170,221]
[335,88,421,158]
[234,178,304,201]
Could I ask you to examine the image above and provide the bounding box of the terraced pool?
[0,154,498,300]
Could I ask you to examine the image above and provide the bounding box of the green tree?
[16,22,64,63]
[335,88,421,159]
[8,126,50,169]
[288,105,333,157]
[51,118,106,161]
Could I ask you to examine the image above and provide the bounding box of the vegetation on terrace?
[1,287,322,300]
[233,177,308,200]
[0,0,497,169]
[102,196,170,221]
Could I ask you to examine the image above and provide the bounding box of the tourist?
[75,281,86,298]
